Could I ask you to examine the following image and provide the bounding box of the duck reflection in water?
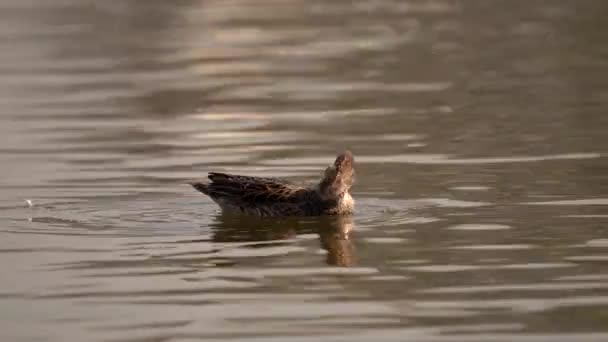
[210,214,355,267]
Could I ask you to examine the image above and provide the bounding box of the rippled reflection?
[211,214,356,267]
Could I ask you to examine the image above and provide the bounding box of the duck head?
[318,150,354,199]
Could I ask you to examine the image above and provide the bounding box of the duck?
[189,151,355,216]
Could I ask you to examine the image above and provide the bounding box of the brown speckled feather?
[189,151,355,217]
[206,173,309,204]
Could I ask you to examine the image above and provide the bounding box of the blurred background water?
[1,0,608,341]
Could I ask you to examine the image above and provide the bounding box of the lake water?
[1,1,608,341]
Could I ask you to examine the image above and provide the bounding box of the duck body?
[190,151,355,217]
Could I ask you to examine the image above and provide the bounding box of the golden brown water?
[1,1,608,341]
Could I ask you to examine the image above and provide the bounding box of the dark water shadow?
[210,214,355,267]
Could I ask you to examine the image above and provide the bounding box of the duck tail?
[188,180,209,195]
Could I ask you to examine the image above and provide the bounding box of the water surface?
[1,1,608,341]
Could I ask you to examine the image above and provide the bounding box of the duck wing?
[190,172,310,205]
